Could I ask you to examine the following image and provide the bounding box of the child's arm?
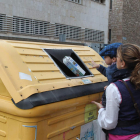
[91,61,100,69]
[91,61,107,77]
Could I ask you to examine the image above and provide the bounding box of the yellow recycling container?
[0,40,107,140]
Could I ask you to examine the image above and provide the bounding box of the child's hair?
[117,44,140,89]
[107,55,116,59]
[99,43,122,58]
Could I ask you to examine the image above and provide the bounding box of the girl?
[92,44,140,140]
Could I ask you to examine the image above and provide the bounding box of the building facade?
[0,0,109,48]
[109,0,140,46]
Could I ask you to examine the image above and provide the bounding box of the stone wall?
[109,0,123,43]
[122,0,140,46]
[109,0,140,46]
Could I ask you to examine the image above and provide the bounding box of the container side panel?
[0,79,11,97]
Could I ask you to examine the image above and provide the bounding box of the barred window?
[13,16,50,36]
[0,14,6,31]
[1,14,104,42]
[13,17,33,34]
[85,28,104,42]
[55,23,81,40]
[66,0,82,4]
[33,20,50,35]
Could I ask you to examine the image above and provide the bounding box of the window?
[66,0,82,4]
[100,0,105,3]
[110,0,112,10]
[92,0,105,4]
[108,29,111,42]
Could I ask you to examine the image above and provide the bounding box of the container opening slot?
[43,49,93,79]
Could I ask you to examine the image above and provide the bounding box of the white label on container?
[82,79,92,84]
[19,72,32,81]
[80,121,94,140]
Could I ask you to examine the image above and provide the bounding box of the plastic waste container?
[0,40,107,140]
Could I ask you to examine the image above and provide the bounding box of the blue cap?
[99,43,122,58]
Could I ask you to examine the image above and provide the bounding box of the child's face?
[104,56,116,65]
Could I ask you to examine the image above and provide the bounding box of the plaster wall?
[0,0,109,43]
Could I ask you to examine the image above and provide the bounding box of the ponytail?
[117,44,140,89]
[131,62,140,89]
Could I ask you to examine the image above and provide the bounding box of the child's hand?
[91,101,103,109]
[91,61,100,68]
[104,86,108,90]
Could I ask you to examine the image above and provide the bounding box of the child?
[91,43,122,107]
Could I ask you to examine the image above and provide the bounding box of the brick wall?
[122,0,140,46]
[109,0,123,43]
[109,0,140,46]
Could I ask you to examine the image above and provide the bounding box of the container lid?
[0,40,107,109]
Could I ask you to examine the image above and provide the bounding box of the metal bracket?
[70,126,76,130]
[22,125,37,140]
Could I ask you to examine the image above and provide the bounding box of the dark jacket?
[97,63,118,107]
[108,80,140,135]
[97,64,132,108]
[97,63,118,84]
